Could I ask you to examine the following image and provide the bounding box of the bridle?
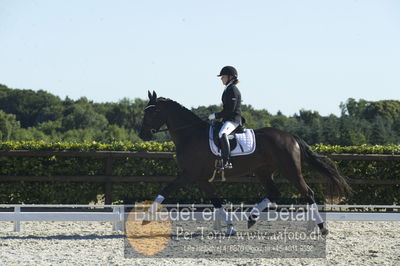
[142,105,164,134]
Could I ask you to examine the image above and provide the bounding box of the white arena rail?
[0,204,399,233]
[0,205,125,233]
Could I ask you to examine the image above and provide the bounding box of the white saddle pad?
[209,126,256,157]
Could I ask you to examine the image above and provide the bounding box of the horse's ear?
[148,90,152,101]
[152,91,157,100]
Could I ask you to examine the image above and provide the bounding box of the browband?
[144,105,156,110]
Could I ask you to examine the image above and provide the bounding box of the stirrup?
[224,161,233,169]
[220,158,232,169]
[218,158,232,170]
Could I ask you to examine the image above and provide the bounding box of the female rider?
[208,66,244,169]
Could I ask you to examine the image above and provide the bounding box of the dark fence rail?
[1,151,400,203]
[0,150,176,158]
[1,150,400,160]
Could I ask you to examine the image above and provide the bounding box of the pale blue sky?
[0,0,399,116]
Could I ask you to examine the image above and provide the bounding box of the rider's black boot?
[220,133,232,169]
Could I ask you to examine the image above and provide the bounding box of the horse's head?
[139,91,167,141]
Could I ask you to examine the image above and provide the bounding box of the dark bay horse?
[139,91,351,235]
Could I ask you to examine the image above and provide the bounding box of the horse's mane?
[157,97,206,124]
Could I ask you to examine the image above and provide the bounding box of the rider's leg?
[220,133,231,168]
[218,121,239,169]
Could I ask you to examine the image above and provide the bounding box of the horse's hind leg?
[197,181,236,236]
[255,166,281,202]
[247,166,280,229]
[279,156,328,235]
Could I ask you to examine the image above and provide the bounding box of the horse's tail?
[293,135,352,197]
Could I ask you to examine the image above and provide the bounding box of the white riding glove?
[208,113,216,120]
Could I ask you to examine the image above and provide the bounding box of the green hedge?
[313,144,400,205]
[0,141,399,205]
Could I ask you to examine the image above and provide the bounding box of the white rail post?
[213,208,222,231]
[306,204,317,232]
[112,206,119,232]
[14,206,21,232]
[119,206,125,232]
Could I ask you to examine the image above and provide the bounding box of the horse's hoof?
[141,220,151,225]
[225,225,237,236]
[320,227,329,236]
[226,230,236,237]
[247,214,258,229]
[247,220,256,229]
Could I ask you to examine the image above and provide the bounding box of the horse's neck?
[165,105,203,128]
[165,109,206,147]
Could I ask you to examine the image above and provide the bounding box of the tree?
[320,115,341,144]
[16,127,50,141]
[0,85,63,127]
[338,116,369,145]
[191,105,221,121]
[369,116,395,144]
[241,104,271,129]
[270,112,290,130]
[362,100,400,122]
[0,110,20,141]
[100,125,140,143]
[1,84,400,145]
[61,99,108,131]
[340,98,368,118]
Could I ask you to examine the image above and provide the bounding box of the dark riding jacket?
[215,83,244,125]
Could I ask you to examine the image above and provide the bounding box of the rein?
[152,121,205,134]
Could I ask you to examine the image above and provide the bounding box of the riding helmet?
[218,66,238,77]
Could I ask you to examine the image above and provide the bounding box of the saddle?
[208,121,256,182]
[209,121,256,157]
[211,121,244,151]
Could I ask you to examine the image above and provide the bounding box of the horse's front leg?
[198,181,236,236]
[143,171,189,223]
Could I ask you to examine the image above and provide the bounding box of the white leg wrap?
[217,207,236,235]
[226,224,236,236]
[149,194,165,213]
[219,207,233,225]
[310,203,324,224]
[155,194,165,203]
[250,198,271,216]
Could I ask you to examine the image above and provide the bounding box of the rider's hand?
[208,113,216,120]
